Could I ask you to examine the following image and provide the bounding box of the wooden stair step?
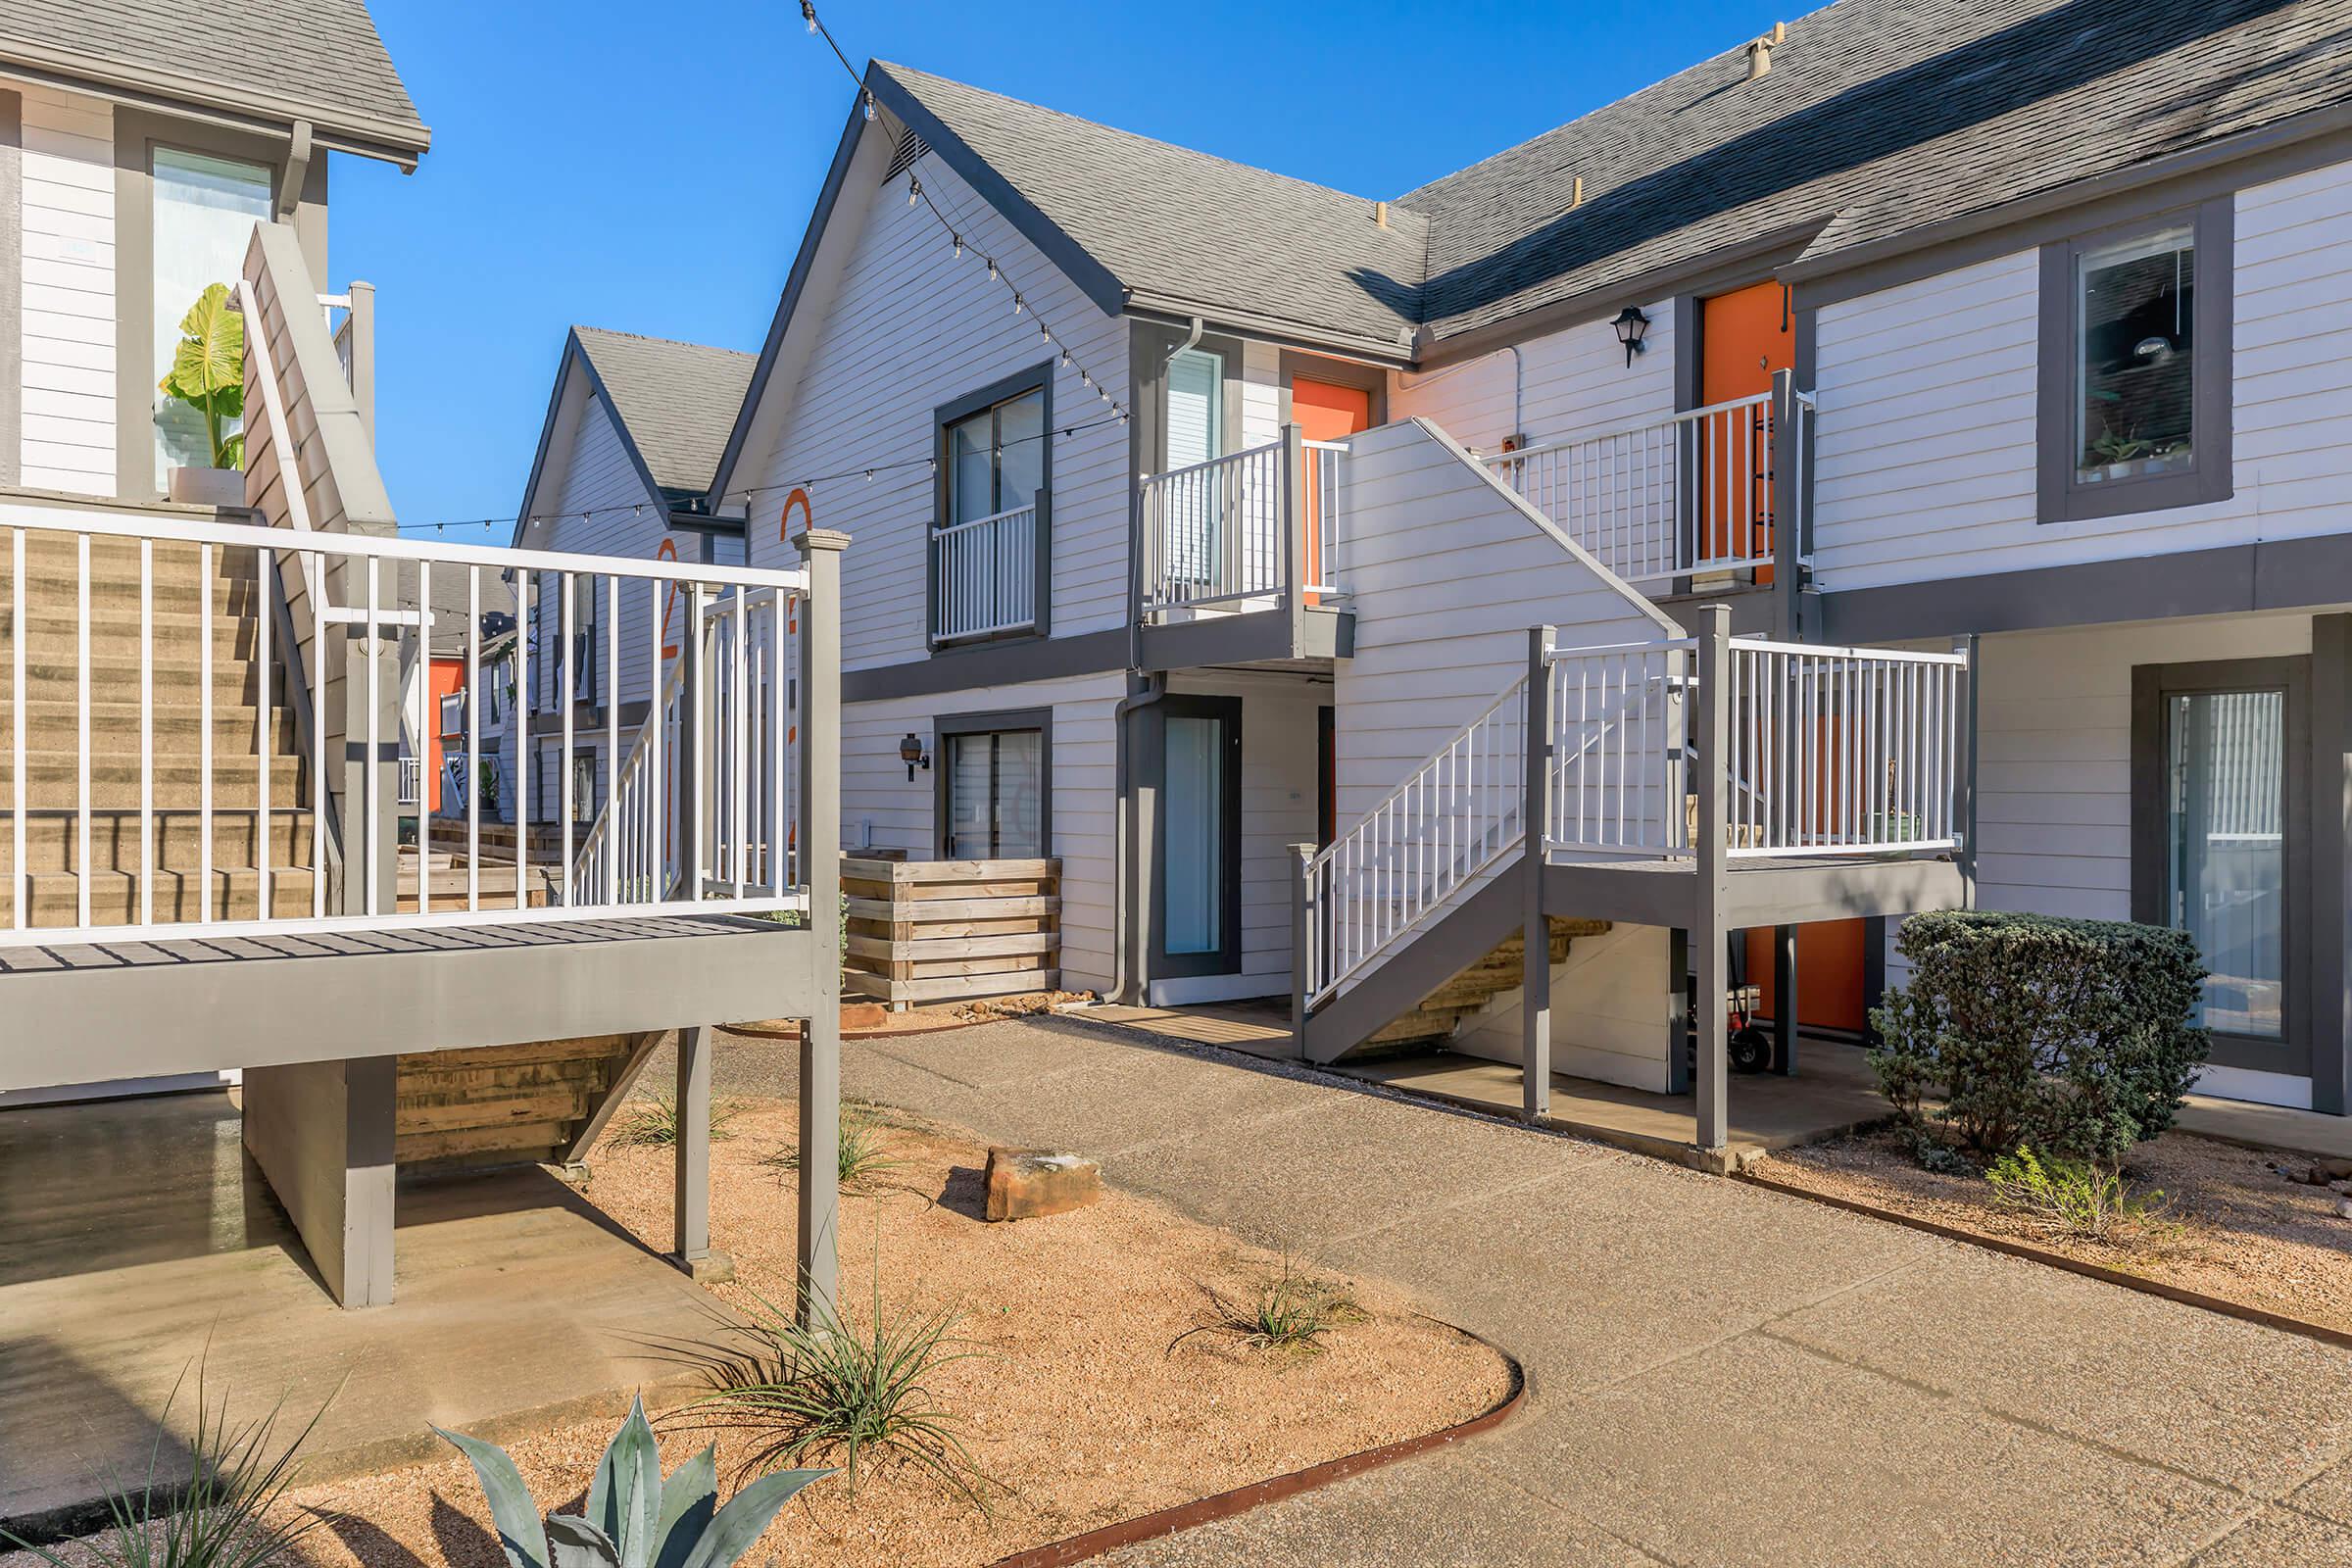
[1,808,316,872]
[13,864,322,924]
[6,753,305,808]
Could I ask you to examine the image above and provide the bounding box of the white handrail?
[0,502,809,948]
[931,502,1038,642]
[1301,672,1528,1006]
[1486,391,1784,586]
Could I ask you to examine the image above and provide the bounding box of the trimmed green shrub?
[1868,910,2210,1169]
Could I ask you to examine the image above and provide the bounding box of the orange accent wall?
[1291,378,1372,609]
[424,656,466,815]
[1699,281,1792,585]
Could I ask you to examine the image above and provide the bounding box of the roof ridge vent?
[1374,199,1390,228]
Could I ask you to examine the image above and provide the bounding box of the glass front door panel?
[2166,689,2284,1039]
[153,148,272,477]
[1162,712,1225,956]
[945,729,1042,859]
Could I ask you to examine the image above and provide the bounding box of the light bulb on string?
[801,0,816,32]
[907,175,920,206]
[861,91,876,122]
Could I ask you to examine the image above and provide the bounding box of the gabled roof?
[513,326,757,548]
[871,61,1429,357]
[1401,0,2352,342]
[0,0,428,165]
[855,0,2352,359]
[570,327,758,504]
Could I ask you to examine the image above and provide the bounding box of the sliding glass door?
[1154,696,1241,977]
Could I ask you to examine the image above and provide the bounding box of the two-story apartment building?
[502,325,757,833]
[575,0,2343,1148]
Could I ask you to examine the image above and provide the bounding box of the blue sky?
[347,0,1788,539]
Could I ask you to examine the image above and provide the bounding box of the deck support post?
[1694,605,1732,1155]
[242,1054,396,1308]
[1290,843,1315,1060]
[795,527,849,1328]
[1770,924,1796,1074]
[1522,625,1554,1120]
[1281,423,1306,658]
[670,1024,730,1282]
[1770,368,1803,641]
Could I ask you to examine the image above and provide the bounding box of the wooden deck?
[0,1089,738,1536]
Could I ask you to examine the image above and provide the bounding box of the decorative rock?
[840,1002,888,1032]
[2336,1198,2352,1222]
[984,1147,1102,1222]
[2318,1156,2352,1181]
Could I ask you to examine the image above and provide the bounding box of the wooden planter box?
[841,856,1060,1009]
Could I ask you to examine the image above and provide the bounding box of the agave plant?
[433,1397,825,1568]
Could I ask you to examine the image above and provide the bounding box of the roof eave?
[0,39,430,168]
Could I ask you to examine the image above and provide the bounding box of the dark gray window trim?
[2310,613,2352,1116]
[931,705,1054,860]
[1274,349,1387,430]
[2130,653,2310,1079]
[2035,197,2233,525]
[1150,693,1243,980]
[1132,323,1246,474]
[930,360,1054,650]
[114,107,325,501]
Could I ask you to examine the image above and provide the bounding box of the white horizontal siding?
[21,88,113,494]
[1812,160,2352,590]
[1389,297,1676,455]
[1331,417,1675,829]
[739,147,1128,671]
[841,673,1125,993]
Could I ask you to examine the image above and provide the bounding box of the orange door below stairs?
[1292,378,1371,606]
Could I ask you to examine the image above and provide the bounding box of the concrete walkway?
[711,1016,2352,1567]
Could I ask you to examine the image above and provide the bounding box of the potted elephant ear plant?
[158,281,247,508]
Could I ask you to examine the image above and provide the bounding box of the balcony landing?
[0,913,825,1095]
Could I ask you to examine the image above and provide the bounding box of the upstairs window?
[2076,226,2194,485]
[945,386,1044,524]
[2037,198,2232,523]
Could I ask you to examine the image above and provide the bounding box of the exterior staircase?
[394,1033,655,1172]
[1364,915,1611,1052]
[2,532,324,929]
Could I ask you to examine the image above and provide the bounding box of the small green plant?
[685,1263,988,1508]
[1,1363,325,1568]
[436,1396,823,1568]
[1985,1146,2166,1244]
[1172,1254,1358,1358]
[156,283,245,470]
[612,1092,741,1150]
[763,1104,904,1193]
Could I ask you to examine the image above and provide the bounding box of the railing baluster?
[140,539,153,928]
[76,534,90,931]
[259,545,274,919]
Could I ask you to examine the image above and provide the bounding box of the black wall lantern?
[1611,305,1651,368]
[900,732,932,782]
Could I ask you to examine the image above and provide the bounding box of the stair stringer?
[1303,860,1526,1065]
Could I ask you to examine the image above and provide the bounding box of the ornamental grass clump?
[762,1103,905,1193]
[1868,910,2210,1172]
[436,1396,823,1568]
[612,1092,741,1150]
[684,1265,989,1509]
[1172,1254,1358,1359]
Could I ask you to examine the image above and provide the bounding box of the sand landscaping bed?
[12,1096,1507,1567]
[1759,1125,2352,1336]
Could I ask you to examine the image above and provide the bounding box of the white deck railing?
[0,506,810,947]
[1721,639,1965,858]
[1485,390,1811,588]
[1298,622,1971,1008]
[571,581,797,906]
[1299,674,1528,1004]
[931,503,1037,642]
[1138,427,1346,617]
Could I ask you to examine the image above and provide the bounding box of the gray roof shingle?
[1402,0,2352,340]
[0,0,427,159]
[572,327,758,503]
[874,61,1428,353]
[870,0,2352,353]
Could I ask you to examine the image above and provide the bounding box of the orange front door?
[1698,281,1792,582]
[1291,378,1372,606]
[1705,284,1863,1035]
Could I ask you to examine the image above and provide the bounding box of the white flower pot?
[167,466,245,509]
